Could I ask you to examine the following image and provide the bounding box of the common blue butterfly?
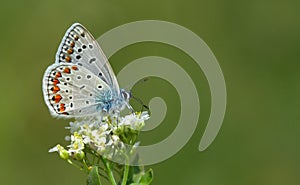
[42,23,131,118]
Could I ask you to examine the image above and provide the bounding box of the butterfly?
[42,23,131,118]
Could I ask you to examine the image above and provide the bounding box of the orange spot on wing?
[74,35,79,41]
[67,48,74,54]
[70,42,75,48]
[51,86,60,93]
[52,78,60,85]
[65,56,71,62]
[52,94,62,103]
[71,66,78,70]
[63,67,71,74]
[60,103,66,112]
[55,72,62,78]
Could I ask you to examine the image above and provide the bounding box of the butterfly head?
[108,89,132,115]
[120,89,131,102]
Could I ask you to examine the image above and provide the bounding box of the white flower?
[49,145,59,153]
[50,111,150,162]
[68,132,84,152]
[118,111,149,130]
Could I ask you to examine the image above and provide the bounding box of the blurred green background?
[1,0,300,184]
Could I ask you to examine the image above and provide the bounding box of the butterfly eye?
[121,91,131,100]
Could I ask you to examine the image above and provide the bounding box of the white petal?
[49,145,59,152]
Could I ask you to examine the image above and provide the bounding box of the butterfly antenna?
[131,94,151,115]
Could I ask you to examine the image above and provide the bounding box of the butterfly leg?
[126,103,134,114]
[110,110,120,127]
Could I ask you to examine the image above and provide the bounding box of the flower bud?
[59,150,69,160]
[74,150,85,160]
[57,145,69,160]
[88,166,93,171]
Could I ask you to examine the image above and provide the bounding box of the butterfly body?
[42,23,130,118]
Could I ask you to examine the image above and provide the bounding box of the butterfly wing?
[55,23,120,98]
[42,63,113,118]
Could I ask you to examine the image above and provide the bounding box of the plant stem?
[101,157,117,185]
[121,163,129,185]
[67,159,83,171]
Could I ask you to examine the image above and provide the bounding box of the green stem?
[101,157,117,185]
[121,162,129,185]
[67,159,84,171]
[82,158,89,173]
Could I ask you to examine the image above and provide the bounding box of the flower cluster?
[50,112,149,161]
[48,112,153,185]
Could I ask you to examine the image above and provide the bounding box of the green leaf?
[127,163,143,183]
[130,168,153,185]
[125,155,153,184]
[139,169,153,184]
[87,166,102,185]
[132,173,142,183]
